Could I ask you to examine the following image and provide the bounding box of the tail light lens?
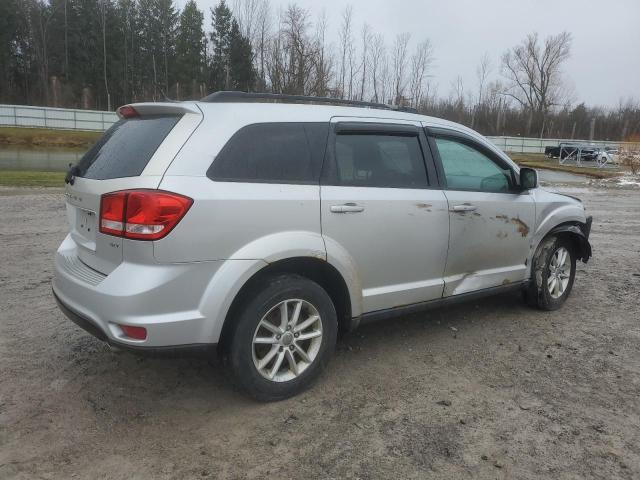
[99,190,192,241]
[100,191,127,236]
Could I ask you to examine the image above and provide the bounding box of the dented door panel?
[442,190,536,296]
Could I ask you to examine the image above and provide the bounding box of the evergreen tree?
[175,0,204,98]
[228,19,254,92]
[67,0,103,107]
[116,0,139,103]
[0,0,22,102]
[209,0,232,91]
[156,0,177,96]
[138,0,177,100]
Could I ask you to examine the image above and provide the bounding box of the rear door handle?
[450,204,477,212]
[330,203,365,213]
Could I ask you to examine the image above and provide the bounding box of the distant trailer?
[544,142,612,168]
[545,143,597,159]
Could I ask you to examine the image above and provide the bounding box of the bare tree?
[476,52,492,107]
[392,32,410,105]
[267,5,315,95]
[369,33,385,103]
[450,76,465,122]
[408,39,434,109]
[337,6,353,98]
[256,0,271,90]
[233,0,272,91]
[501,32,572,136]
[358,23,371,101]
[233,0,261,43]
[421,81,437,111]
[472,52,492,127]
[311,9,332,96]
[380,52,391,105]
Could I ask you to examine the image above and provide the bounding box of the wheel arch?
[529,219,592,275]
[547,221,592,262]
[218,257,355,352]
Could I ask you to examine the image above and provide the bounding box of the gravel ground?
[1,184,639,479]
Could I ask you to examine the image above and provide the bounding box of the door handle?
[450,204,477,212]
[330,203,365,213]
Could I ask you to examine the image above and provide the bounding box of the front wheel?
[225,274,338,401]
[524,236,577,310]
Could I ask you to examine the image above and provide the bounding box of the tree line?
[1,0,638,142]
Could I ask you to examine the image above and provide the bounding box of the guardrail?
[0,104,118,131]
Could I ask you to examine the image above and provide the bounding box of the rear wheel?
[524,236,576,310]
[225,274,337,401]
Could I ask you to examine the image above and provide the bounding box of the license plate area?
[75,208,97,242]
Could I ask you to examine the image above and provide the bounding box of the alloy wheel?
[252,299,323,382]
[547,246,571,299]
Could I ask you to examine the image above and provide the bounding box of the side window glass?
[208,123,323,183]
[334,134,427,188]
[435,137,513,192]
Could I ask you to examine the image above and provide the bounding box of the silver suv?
[53,92,592,400]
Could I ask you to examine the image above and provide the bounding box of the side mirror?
[519,167,538,190]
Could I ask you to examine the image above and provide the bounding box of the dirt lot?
[1,183,639,479]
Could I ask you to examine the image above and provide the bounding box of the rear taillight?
[99,190,192,241]
[100,191,127,236]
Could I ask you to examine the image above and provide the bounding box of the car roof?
[194,100,477,134]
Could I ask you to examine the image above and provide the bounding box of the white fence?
[0,104,118,131]
[485,136,627,154]
[0,104,633,154]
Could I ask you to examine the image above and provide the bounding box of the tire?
[225,274,338,401]
[524,235,577,311]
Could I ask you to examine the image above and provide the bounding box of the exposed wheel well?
[218,257,353,351]
[532,221,591,272]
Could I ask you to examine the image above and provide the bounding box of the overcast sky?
[180,0,640,108]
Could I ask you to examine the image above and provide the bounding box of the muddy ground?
[1,182,639,479]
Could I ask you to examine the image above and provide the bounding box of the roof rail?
[200,91,418,113]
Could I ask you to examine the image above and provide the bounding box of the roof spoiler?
[116,102,201,119]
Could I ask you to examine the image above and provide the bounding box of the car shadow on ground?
[55,291,530,413]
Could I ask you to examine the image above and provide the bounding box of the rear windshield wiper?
[65,163,80,185]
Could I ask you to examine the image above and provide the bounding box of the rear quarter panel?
[154,176,323,263]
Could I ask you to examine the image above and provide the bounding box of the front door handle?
[330,203,365,213]
[450,204,477,212]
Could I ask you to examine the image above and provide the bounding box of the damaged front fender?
[548,217,593,262]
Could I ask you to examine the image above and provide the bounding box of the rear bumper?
[53,289,214,355]
[52,234,224,349]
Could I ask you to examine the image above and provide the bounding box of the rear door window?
[332,134,428,188]
[76,115,181,180]
[207,123,328,183]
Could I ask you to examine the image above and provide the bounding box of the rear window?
[207,122,328,183]
[76,115,181,180]
[333,134,427,188]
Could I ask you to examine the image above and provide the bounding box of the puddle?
[0,146,87,171]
